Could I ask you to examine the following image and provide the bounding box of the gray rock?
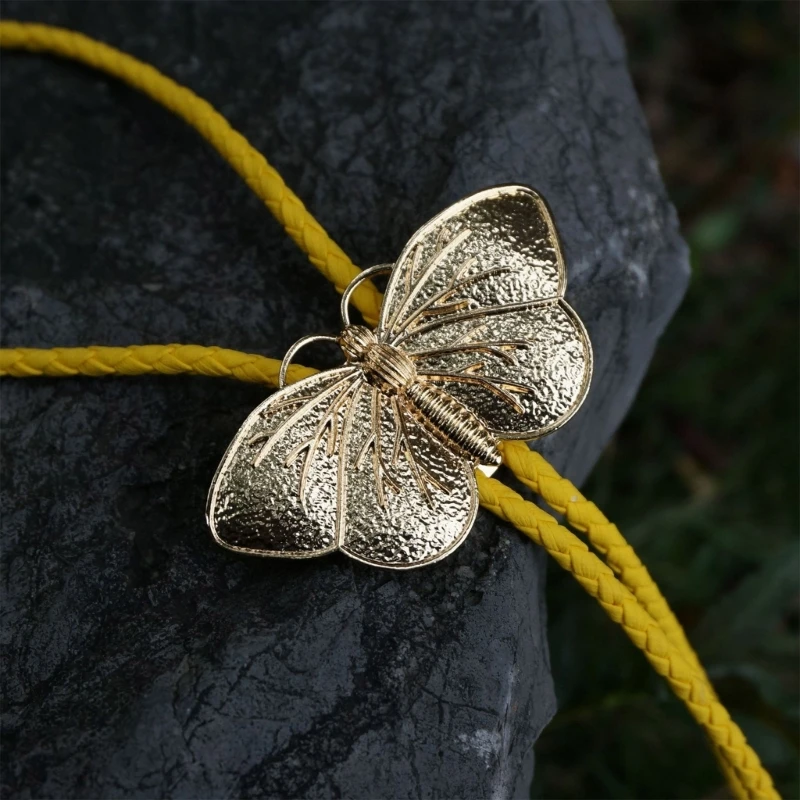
[0,2,688,798]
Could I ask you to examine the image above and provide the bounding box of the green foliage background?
[533,3,799,798]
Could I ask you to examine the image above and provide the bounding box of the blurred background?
[533,3,799,798]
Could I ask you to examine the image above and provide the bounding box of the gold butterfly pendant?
[207,185,593,569]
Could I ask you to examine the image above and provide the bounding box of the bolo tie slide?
[207,185,592,569]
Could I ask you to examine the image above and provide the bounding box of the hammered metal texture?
[404,302,589,437]
[380,186,564,333]
[340,385,477,568]
[208,368,359,556]
[379,185,592,440]
[207,185,593,569]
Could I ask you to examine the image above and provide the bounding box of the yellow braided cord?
[497,440,753,795]
[0,21,777,799]
[2,346,752,795]
[0,21,381,325]
[0,346,771,798]
[500,440,709,682]
[725,761,755,800]
[475,472,778,800]
[0,345,316,386]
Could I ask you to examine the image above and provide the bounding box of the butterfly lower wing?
[339,385,477,569]
[207,367,361,557]
[207,367,476,568]
[403,300,591,439]
[379,185,566,339]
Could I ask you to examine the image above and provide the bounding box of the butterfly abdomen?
[406,382,501,467]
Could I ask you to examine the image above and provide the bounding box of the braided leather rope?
[0,21,778,799]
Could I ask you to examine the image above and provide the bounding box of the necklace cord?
[0,21,777,800]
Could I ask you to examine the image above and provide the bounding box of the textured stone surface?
[0,2,689,798]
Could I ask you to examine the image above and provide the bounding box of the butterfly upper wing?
[207,367,361,557]
[378,185,592,439]
[339,384,477,568]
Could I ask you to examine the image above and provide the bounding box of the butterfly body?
[339,323,502,466]
[207,185,593,569]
